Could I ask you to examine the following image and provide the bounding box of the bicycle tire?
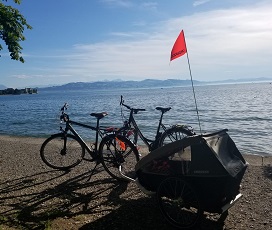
[157,177,203,229]
[99,134,140,181]
[159,126,194,147]
[40,133,85,170]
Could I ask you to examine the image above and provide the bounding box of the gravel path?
[0,135,271,230]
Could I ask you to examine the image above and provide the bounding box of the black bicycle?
[119,96,195,152]
[40,103,140,181]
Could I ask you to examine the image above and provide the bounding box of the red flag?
[170,30,187,61]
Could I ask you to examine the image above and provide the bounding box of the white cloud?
[193,0,211,7]
[12,75,34,80]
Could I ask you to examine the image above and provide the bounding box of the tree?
[0,0,32,63]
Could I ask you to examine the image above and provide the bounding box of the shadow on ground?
[0,166,228,230]
[263,165,272,180]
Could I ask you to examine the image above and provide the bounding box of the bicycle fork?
[59,127,68,156]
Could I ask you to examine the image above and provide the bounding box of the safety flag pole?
[170,30,202,134]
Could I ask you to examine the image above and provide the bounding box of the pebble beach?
[0,135,271,230]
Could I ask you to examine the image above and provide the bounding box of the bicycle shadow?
[0,162,128,229]
[0,164,227,230]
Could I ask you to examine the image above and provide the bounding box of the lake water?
[0,82,272,156]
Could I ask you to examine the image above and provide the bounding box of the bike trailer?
[135,129,248,214]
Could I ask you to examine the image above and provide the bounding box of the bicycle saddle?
[155,107,171,113]
[90,112,108,119]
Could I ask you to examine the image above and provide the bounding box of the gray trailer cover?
[135,129,247,178]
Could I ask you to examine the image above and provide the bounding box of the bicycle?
[118,96,195,152]
[40,103,140,181]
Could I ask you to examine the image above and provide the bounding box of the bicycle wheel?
[99,134,140,181]
[159,126,193,147]
[157,177,202,229]
[40,133,85,170]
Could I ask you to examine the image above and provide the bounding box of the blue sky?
[1,0,272,88]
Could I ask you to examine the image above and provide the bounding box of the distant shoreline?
[0,87,37,95]
[2,77,272,91]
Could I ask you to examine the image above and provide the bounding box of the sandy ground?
[0,135,271,230]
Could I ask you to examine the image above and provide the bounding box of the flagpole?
[183,32,202,134]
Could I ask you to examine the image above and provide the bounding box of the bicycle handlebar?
[120,95,146,113]
[60,103,69,122]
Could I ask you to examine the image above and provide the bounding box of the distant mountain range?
[1,77,271,91]
[38,77,272,91]
[39,79,201,91]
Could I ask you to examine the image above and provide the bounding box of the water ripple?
[0,82,272,156]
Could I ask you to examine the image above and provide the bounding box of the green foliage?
[0,0,32,63]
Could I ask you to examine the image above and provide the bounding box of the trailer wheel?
[157,177,203,229]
